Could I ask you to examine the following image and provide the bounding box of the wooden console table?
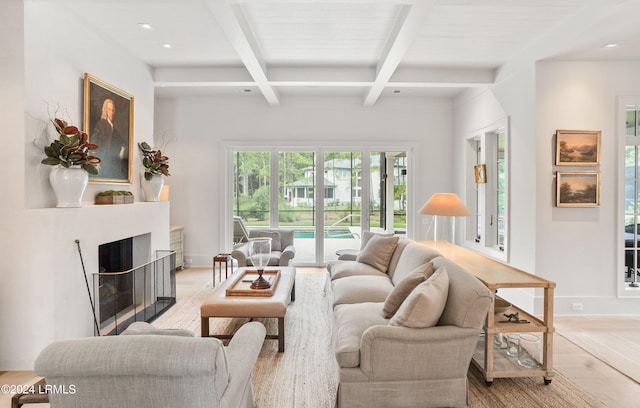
[418,241,556,386]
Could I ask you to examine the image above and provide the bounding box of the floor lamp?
[419,193,471,243]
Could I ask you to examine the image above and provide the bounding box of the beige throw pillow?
[356,234,399,272]
[360,230,394,250]
[382,262,435,318]
[389,266,449,328]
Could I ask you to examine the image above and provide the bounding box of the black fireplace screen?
[94,249,176,335]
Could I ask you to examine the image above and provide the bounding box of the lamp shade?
[418,193,471,216]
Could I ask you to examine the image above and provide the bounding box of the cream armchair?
[232,228,296,267]
[34,322,266,408]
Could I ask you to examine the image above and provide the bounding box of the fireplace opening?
[98,237,134,324]
[95,234,176,335]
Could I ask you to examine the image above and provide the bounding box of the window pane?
[475,140,482,241]
[627,108,638,136]
[626,146,637,178]
[392,154,407,234]
[279,151,315,228]
[324,152,362,263]
[496,131,506,250]
[279,151,316,263]
[370,152,382,229]
[623,142,640,286]
[233,151,270,226]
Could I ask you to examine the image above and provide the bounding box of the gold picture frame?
[83,73,134,183]
[555,129,601,166]
[474,164,487,183]
[556,171,600,207]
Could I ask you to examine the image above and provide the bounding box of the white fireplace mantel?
[1,201,170,369]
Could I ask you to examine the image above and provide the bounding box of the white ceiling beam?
[154,67,254,83]
[391,67,495,84]
[205,0,280,106]
[153,66,494,89]
[363,2,435,107]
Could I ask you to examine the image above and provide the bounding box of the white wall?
[454,58,640,316]
[536,60,640,315]
[0,1,169,369]
[452,62,539,313]
[23,0,155,208]
[154,95,453,266]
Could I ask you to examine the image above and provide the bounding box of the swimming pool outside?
[293,228,354,239]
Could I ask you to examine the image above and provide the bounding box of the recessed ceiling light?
[161,43,172,49]
[604,42,619,48]
[138,23,153,30]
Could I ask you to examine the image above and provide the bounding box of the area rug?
[154,271,606,408]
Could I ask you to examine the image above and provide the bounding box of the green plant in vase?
[41,118,101,174]
[138,141,170,181]
[41,118,101,207]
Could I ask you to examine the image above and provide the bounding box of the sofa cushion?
[356,235,399,272]
[252,230,282,251]
[389,242,442,285]
[334,302,389,368]
[329,260,388,280]
[432,257,493,328]
[389,266,449,328]
[382,262,435,319]
[332,276,395,307]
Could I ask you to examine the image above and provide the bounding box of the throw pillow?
[382,262,435,318]
[253,230,281,251]
[389,266,449,328]
[356,234,399,272]
[360,230,394,250]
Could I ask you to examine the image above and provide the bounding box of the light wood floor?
[2,267,639,407]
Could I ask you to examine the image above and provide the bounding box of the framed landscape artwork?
[556,171,600,207]
[555,129,601,166]
[83,73,134,183]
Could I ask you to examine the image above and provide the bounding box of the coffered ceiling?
[43,0,640,105]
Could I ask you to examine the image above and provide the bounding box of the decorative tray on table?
[225,269,280,297]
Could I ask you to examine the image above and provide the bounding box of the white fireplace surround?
[1,202,170,369]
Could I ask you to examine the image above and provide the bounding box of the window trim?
[463,118,510,263]
[222,142,416,266]
[617,96,640,297]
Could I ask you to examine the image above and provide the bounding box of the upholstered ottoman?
[201,266,296,352]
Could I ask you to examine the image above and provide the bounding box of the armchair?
[34,321,266,408]
[232,228,296,267]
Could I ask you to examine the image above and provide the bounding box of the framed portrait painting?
[556,171,600,207]
[555,129,601,166]
[83,73,134,183]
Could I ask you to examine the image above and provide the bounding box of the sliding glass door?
[231,148,408,266]
[278,151,316,263]
[322,152,363,262]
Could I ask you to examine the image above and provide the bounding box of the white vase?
[141,174,164,202]
[49,165,88,208]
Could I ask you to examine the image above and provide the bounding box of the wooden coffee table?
[200,266,296,352]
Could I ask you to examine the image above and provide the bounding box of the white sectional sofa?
[326,235,493,408]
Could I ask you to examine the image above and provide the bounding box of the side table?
[213,253,233,286]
